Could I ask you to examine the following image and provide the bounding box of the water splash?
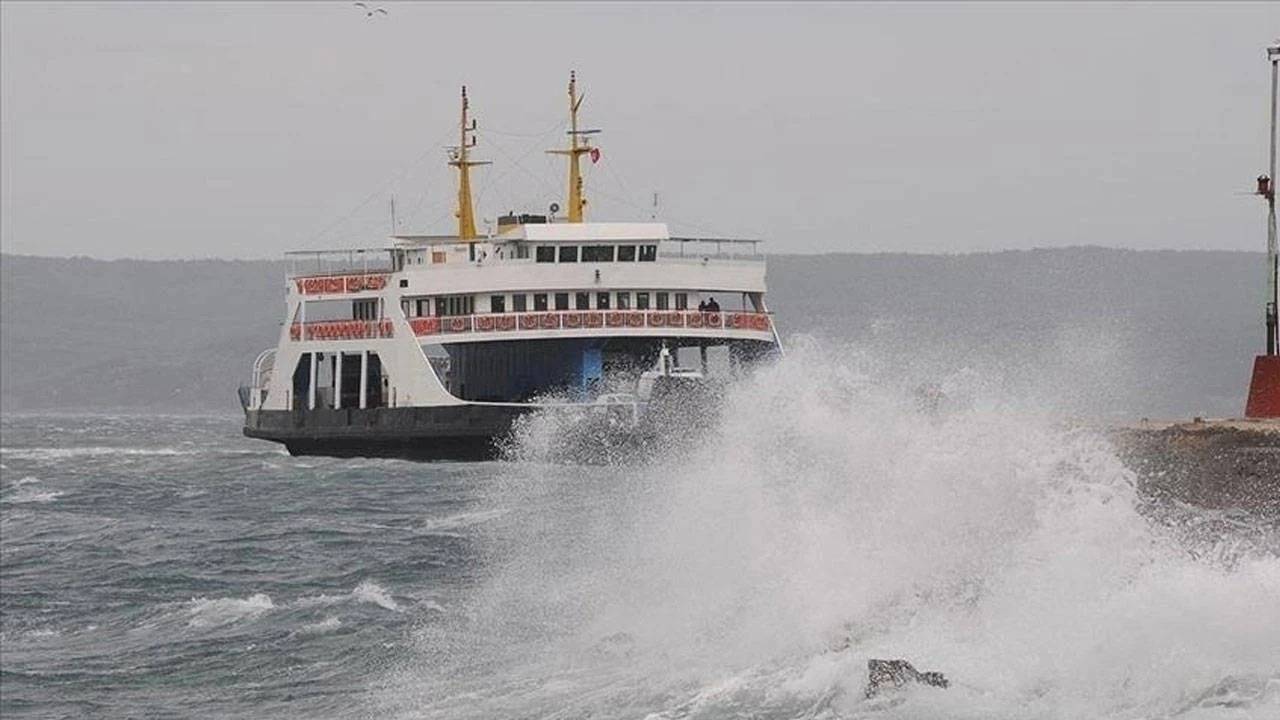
[381,343,1280,719]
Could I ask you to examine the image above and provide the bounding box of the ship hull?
[243,405,532,460]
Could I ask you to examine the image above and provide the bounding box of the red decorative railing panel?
[289,319,393,341]
[293,274,390,295]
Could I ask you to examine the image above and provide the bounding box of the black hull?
[243,405,532,461]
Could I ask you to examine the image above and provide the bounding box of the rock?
[865,659,950,697]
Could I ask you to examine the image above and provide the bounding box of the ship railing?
[285,248,393,279]
[244,348,276,410]
[288,319,395,341]
[662,237,765,262]
[405,309,772,337]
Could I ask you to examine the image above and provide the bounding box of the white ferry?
[241,75,782,459]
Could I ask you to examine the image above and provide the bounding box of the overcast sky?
[2,1,1278,259]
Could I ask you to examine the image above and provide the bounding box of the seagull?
[353,2,388,17]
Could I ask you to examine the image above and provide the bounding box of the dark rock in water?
[865,659,950,697]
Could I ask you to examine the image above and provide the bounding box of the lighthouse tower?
[1245,42,1280,418]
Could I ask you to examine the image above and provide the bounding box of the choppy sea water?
[3,349,1279,719]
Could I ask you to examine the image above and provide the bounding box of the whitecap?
[353,580,401,612]
[420,508,508,532]
[12,475,40,487]
[295,581,403,612]
[298,617,343,635]
[0,446,194,460]
[293,592,347,608]
[3,489,64,504]
[186,593,275,627]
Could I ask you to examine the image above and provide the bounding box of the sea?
[3,347,1279,719]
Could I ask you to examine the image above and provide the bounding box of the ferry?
[240,74,782,459]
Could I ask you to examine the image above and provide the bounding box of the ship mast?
[450,86,489,240]
[547,71,599,223]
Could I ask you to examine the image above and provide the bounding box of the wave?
[0,445,283,461]
[3,488,65,504]
[352,580,401,612]
[0,446,196,460]
[186,593,276,628]
[297,617,343,635]
[295,581,403,613]
[420,508,508,533]
[379,342,1280,719]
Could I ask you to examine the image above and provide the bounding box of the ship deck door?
[292,353,311,412]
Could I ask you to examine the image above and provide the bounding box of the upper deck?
[286,222,767,298]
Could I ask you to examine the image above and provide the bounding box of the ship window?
[534,293,548,311]
[656,292,669,310]
[416,299,428,317]
[617,245,637,262]
[639,245,657,262]
[558,246,578,263]
[432,251,447,264]
[596,292,610,310]
[536,246,555,263]
[554,293,569,310]
[616,292,631,310]
[582,245,614,262]
[575,292,590,310]
[490,295,506,313]
[513,293,527,312]
[436,296,474,316]
[353,299,378,320]
[636,292,650,310]
[675,292,688,310]
[399,278,408,288]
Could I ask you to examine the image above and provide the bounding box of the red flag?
[589,147,601,164]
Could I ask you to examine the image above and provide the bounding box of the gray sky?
[2,1,1278,259]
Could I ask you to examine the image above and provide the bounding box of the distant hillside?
[1,256,289,413]
[0,249,1264,418]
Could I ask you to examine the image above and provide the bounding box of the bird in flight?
[353,2,388,17]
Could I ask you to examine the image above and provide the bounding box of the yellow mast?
[450,85,489,240]
[546,71,598,223]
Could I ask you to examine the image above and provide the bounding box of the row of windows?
[502,291,688,313]
[534,244,658,264]
[417,291,691,316]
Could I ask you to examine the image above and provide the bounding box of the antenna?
[390,196,397,233]
[651,191,660,220]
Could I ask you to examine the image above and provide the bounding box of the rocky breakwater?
[1111,419,1280,520]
